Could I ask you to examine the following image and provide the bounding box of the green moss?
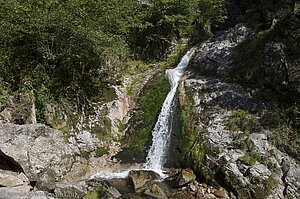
[139,77,169,122]
[95,147,109,158]
[84,188,111,199]
[0,79,9,110]
[80,150,90,160]
[177,102,221,186]
[161,43,191,69]
[116,119,127,132]
[232,133,255,151]
[250,176,278,199]
[226,110,261,133]
[238,152,265,166]
[123,72,170,152]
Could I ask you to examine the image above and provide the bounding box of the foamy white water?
[89,168,168,180]
[89,170,130,179]
[144,46,198,171]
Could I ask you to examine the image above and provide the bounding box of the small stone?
[189,183,197,192]
[213,189,226,198]
[178,168,196,186]
[207,187,211,193]
[197,188,205,197]
[205,193,217,198]
[17,173,29,182]
[107,186,122,198]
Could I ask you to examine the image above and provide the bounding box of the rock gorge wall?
[176,1,300,197]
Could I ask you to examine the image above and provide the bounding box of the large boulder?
[0,124,74,181]
[166,168,196,187]
[128,170,161,191]
[144,182,169,199]
[0,169,24,187]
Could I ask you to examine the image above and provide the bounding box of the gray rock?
[249,164,271,179]
[0,124,74,181]
[166,168,196,187]
[180,73,299,198]
[144,183,168,199]
[106,185,122,198]
[0,184,31,199]
[263,42,288,84]
[36,170,56,192]
[0,170,24,187]
[128,170,161,191]
[28,191,52,199]
[249,133,271,154]
[191,24,251,77]
[284,167,300,198]
[54,181,87,199]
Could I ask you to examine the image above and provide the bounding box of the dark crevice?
[30,181,37,188]
[215,169,239,198]
[49,189,55,194]
[0,150,24,173]
[281,170,289,197]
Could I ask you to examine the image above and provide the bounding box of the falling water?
[144,46,198,172]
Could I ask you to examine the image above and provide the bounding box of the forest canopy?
[0,0,226,122]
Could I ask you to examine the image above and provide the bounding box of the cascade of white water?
[89,46,197,180]
[144,46,197,172]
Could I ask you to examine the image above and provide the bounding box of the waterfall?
[89,46,197,180]
[144,46,198,171]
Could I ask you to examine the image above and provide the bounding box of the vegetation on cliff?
[0,0,226,125]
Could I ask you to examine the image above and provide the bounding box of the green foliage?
[0,78,9,110]
[226,110,261,133]
[80,150,90,160]
[116,120,127,133]
[95,147,109,158]
[249,176,278,199]
[0,0,227,128]
[94,117,113,143]
[239,152,265,165]
[84,188,111,199]
[130,0,227,59]
[178,106,210,173]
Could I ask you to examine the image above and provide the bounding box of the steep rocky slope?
[176,1,300,197]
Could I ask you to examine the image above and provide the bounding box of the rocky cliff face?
[177,2,300,197]
[179,75,299,198]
